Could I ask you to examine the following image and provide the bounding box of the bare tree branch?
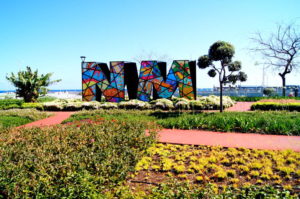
[250,22,300,96]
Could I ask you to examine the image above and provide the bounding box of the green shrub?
[251,102,300,112]
[21,102,43,110]
[40,96,235,111]
[171,97,190,104]
[98,102,118,109]
[37,96,57,103]
[175,100,190,110]
[0,120,157,198]
[150,99,174,110]
[263,88,276,97]
[81,101,101,110]
[42,101,64,111]
[63,102,83,111]
[0,99,23,109]
[189,96,234,110]
[189,100,205,110]
[118,99,151,110]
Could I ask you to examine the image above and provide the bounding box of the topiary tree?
[6,66,61,102]
[198,41,247,112]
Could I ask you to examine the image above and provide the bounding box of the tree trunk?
[220,82,223,112]
[280,74,286,97]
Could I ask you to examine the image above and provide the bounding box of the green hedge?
[0,99,23,109]
[251,102,300,111]
[0,98,54,110]
[0,120,157,198]
[231,96,300,102]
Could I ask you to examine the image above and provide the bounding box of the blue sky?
[0,0,299,90]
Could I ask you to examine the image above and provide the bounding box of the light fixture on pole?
[80,56,86,101]
[80,56,86,62]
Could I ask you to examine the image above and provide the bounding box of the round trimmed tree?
[198,41,247,112]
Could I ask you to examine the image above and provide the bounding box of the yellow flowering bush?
[130,143,300,193]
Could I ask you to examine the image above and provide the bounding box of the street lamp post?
[80,56,86,101]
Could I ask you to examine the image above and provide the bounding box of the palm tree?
[6,66,61,102]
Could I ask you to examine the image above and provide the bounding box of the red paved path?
[16,103,300,152]
[157,129,300,152]
[226,102,254,112]
[17,112,75,128]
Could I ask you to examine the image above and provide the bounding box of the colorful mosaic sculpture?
[137,60,196,101]
[82,61,126,102]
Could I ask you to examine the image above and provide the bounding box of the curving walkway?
[17,111,75,128]
[15,102,300,152]
[226,102,254,112]
[157,129,300,152]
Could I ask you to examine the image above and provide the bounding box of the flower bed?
[41,96,235,111]
[126,143,300,197]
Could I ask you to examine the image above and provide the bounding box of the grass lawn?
[0,109,51,129]
[64,109,300,136]
[0,115,32,128]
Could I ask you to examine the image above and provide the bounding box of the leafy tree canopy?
[6,66,61,102]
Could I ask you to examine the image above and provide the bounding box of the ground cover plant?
[65,110,300,136]
[0,119,158,198]
[121,143,300,198]
[0,96,235,111]
[0,109,51,129]
[42,96,235,111]
[0,97,56,110]
[0,99,23,110]
[157,111,300,135]
[105,181,297,198]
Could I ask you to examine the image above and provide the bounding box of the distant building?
[209,85,300,97]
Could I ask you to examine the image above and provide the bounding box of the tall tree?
[251,23,300,96]
[6,66,61,102]
[198,41,247,112]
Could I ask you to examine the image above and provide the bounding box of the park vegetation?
[0,119,157,198]
[6,66,61,102]
[251,102,300,112]
[125,143,300,198]
[0,109,51,129]
[251,23,300,96]
[65,110,300,136]
[198,41,247,112]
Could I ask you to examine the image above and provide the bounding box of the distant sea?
[0,89,82,93]
[0,88,215,93]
